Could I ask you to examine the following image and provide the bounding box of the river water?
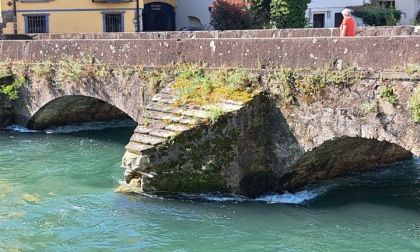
[0,121,419,251]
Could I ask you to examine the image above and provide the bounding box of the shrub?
[352,5,402,26]
[247,0,271,28]
[379,86,398,105]
[0,77,25,100]
[210,0,252,30]
[269,0,311,28]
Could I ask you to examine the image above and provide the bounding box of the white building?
[174,0,420,31]
[175,0,213,30]
[307,0,420,28]
[307,0,366,28]
[396,0,420,24]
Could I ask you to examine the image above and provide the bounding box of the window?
[335,13,343,27]
[313,14,325,28]
[377,1,395,8]
[24,14,49,33]
[103,13,124,32]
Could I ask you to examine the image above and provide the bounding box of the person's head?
[342,8,352,17]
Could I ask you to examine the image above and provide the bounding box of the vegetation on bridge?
[0,56,419,123]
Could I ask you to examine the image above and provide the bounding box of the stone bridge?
[0,26,419,197]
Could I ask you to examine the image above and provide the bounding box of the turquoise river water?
[0,121,419,251]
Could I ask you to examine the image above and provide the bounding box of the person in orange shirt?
[340,8,356,36]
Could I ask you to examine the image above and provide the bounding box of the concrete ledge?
[1,35,419,70]
[3,26,419,40]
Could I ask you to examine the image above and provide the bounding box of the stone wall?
[0,95,13,128]
[120,89,274,197]
[119,70,419,197]
[266,71,419,191]
[0,27,419,71]
[9,25,419,40]
[0,77,14,128]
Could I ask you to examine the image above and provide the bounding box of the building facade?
[0,0,177,34]
[1,1,418,34]
[175,0,213,30]
[307,0,367,28]
[307,0,420,28]
[396,0,420,24]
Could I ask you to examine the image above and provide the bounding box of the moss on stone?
[144,115,240,193]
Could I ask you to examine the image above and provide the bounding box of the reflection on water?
[0,122,419,251]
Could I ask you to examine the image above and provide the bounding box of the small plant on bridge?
[0,77,25,101]
[56,55,93,83]
[0,60,28,101]
[55,55,114,84]
[268,66,359,107]
[401,64,420,79]
[360,102,376,115]
[212,67,259,95]
[379,86,398,106]
[138,67,175,94]
[30,60,55,82]
[172,63,259,106]
[408,87,420,123]
[207,105,225,125]
[0,61,12,79]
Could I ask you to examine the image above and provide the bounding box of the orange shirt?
[340,17,356,36]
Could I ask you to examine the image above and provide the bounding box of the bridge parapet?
[8,26,420,40]
[1,27,420,71]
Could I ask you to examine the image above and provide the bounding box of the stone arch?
[27,95,133,130]
[277,137,413,191]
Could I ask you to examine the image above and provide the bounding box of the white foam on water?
[255,189,321,204]
[199,194,248,202]
[4,119,136,134]
[5,125,41,133]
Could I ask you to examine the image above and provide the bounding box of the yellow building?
[0,0,176,34]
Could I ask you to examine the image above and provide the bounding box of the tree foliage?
[210,0,310,30]
[210,0,252,30]
[247,0,271,28]
[269,0,311,28]
[352,5,403,26]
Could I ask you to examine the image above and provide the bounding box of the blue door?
[142,2,175,31]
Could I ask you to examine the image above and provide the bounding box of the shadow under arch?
[277,137,414,192]
[27,95,133,130]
